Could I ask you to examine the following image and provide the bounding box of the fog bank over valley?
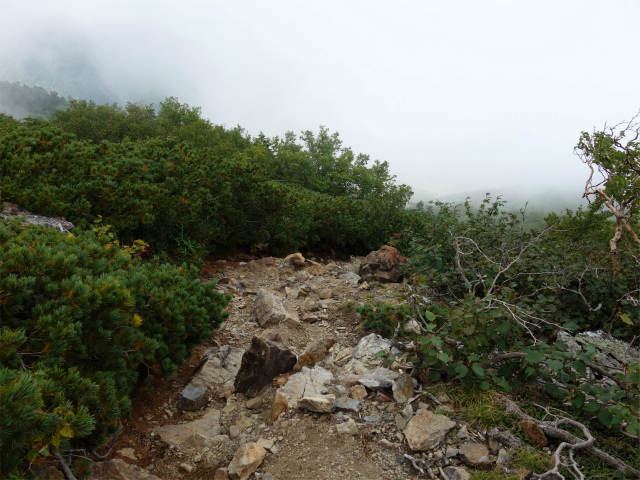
[1,0,639,209]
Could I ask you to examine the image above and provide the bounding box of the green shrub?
[0,219,229,476]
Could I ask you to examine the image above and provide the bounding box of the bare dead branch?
[493,394,640,478]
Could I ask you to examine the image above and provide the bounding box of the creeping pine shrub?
[0,219,229,476]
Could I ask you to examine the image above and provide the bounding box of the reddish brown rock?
[234,332,297,397]
[350,385,368,399]
[359,245,406,283]
[518,420,548,447]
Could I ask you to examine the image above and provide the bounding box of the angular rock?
[245,396,263,410]
[234,332,297,397]
[257,437,275,452]
[271,366,333,420]
[363,414,383,423]
[255,288,300,328]
[336,418,360,436]
[457,425,469,440]
[153,409,221,447]
[340,367,400,391]
[442,466,471,480]
[300,394,336,413]
[214,468,229,480]
[283,252,305,266]
[178,385,208,411]
[293,336,335,372]
[487,427,524,449]
[342,333,393,374]
[359,245,406,283]
[1,202,75,232]
[302,313,318,323]
[190,345,244,391]
[116,447,138,460]
[459,442,492,470]
[402,404,414,419]
[350,385,368,399]
[395,413,407,430]
[339,272,361,284]
[392,373,414,404]
[91,458,162,480]
[228,443,266,480]
[335,397,362,413]
[404,409,456,451]
[496,449,512,469]
[518,420,548,447]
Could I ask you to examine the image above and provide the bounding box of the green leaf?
[571,392,585,410]
[471,363,485,378]
[479,381,491,390]
[546,359,563,371]
[437,353,450,364]
[429,370,441,381]
[573,360,587,376]
[525,351,545,363]
[424,311,435,321]
[27,450,39,462]
[374,350,387,360]
[455,365,469,379]
[598,408,613,428]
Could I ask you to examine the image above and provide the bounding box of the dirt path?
[90,255,474,480]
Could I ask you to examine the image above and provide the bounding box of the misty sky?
[1,1,639,201]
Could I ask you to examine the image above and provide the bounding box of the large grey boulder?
[1,202,75,232]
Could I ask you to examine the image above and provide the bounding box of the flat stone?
[497,448,511,469]
[341,367,400,391]
[335,397,362,413]
[402,404,413,419]
[442,466,471,480]
[363,414,383,422]
[457,425,469,440]
[116,447,138,460]
[404,409,456,451]
[190,345,244,390]
[228,443,266,480]
[255,288,300,328]
[395,413,407,430]
[1,202,75,232]
[300,394,336,413]
[91,459,162,480]
[234,332,297,397]
[350,385,368,399]
[271,365,334,420]
[339,272,361,284]
[178,385,208,411]
[245,396,263,410]
[153,409,221,447]
[392,373,414,404]
[459,442,492,470]
[257,437,275,452]
[336,418,360,436]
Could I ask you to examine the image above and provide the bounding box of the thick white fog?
[1,0,639,205]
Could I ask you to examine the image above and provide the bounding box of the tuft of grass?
[512,448,553,474]
[337,300,356,311]
[455,385,516,430]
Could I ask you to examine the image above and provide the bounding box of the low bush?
[0,219,229,476]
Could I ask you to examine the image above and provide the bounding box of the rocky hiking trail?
[76,249,528,480]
